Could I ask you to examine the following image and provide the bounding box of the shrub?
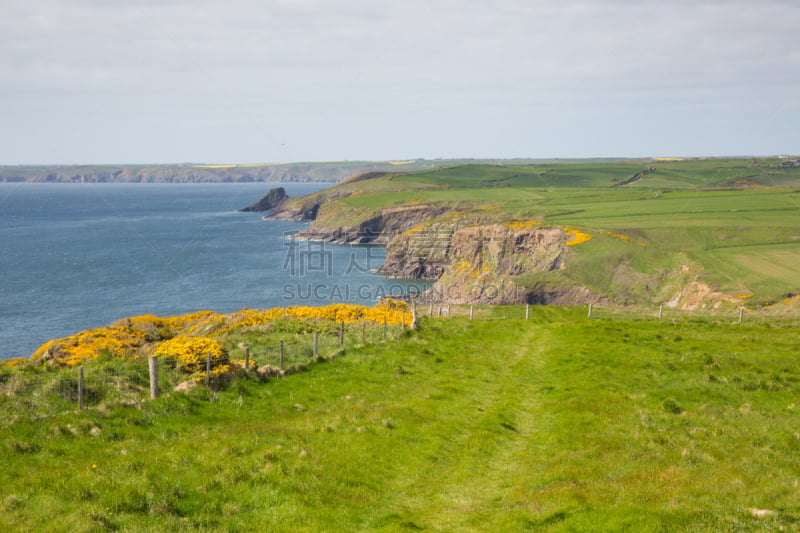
[153,336,228,374]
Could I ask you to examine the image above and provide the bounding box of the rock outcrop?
[382,224,563,304]
[290,204,453,245]
[379,223,606,304]
[239,187,288,212]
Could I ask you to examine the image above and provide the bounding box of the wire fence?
[3,304,798,421]
[0,320,408,421]
[410,301,800,326]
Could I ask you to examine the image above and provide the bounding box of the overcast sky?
[1,0,798,164]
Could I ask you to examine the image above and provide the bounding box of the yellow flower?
[565,227,592,246]
[154,336,228,373]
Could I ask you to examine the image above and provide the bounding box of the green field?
[5,158,800,531]
[291,158,800,305]
[3,311,800,531]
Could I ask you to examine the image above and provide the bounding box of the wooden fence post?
[280,340,284,368]
[244,347,250,370]
[313,332,319,357]
[78,366,84,410]
[401,313,406,330]
[525,304,530,320]
[429,303,433,316]
[149,356,159,399]
[447,304,451,317]
[658,305,663,320]
[469,304,474,320]
[362,321,367,344]
[412,304,418,329]
[588,303,593,318]
[340,320,345,346]
[206,352,211,387]
[738,307,744,325]
[383,316,387,340]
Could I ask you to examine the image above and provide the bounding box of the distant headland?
[0,158,636,183]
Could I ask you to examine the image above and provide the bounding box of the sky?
[1,0,798,165]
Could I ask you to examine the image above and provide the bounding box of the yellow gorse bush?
[153,335,227,373]
[505,220,541,231]
[216,301,411,334]
[31,326,148,367]
[565,226,593,246]
[29,301,412,367]
[115,311,223,340]
[596,230,646,246]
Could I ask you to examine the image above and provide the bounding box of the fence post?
[383,316,387,341]
[469,304,474,320]
[280,340,284,368]
[588,303,593,318]
[206,352,211,387]
[412,304,418,329]
[340,320,345,346]
[313,332,319,357]
[447,304,451,317]
[429,303,433,316]
[738,307,744,325]
[658,305,663,320]
[78,366,84,410]
[401,312,406,330]
[525,304,530,321]
[244,347,250,370]
[149,356,159,399]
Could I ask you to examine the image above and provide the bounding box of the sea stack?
[239,187,288,212]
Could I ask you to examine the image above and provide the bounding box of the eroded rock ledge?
[290,205,452,245]
[380,223,605,304]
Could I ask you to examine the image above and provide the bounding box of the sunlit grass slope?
[3,310,800,531]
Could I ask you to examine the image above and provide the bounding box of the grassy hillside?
[286,158,800,306]
[3,310,800,531]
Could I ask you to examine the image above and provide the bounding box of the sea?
[0,182,427,360]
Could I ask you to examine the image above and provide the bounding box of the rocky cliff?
[289,204,453,245]
[239,187,288,212]
[379,223,604,304]
[264,186,609,305]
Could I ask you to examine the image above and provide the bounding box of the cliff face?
[381,224,588,304]
[277,195,607,304]
[291,204,452,245]
[265,192,735,307]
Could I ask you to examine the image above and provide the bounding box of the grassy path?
[3,314,800,531]
[368,322,550,531]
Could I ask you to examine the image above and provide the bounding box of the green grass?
[302,159,800,303]
[3,311,800,531]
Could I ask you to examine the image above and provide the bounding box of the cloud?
[0,0,798,163]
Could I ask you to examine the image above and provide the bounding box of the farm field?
[3,310,800,531]
[291,158,800,306]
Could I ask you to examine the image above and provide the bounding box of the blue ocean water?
[0,183,426,359]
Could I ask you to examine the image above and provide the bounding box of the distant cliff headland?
[0,158,606,183]
[255,157,800,308]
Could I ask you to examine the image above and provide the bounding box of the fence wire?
[3,306,797,420]
[1,320,407,419]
